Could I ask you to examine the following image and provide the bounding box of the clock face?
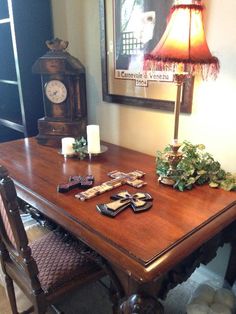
[45,80,67,104]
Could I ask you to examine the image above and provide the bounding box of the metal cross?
[96,191,153,217]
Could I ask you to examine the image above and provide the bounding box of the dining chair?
[0,165,106,314]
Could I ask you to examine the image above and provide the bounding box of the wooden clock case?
[32,38,87,147]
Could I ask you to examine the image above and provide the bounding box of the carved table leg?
[120,294,164,314]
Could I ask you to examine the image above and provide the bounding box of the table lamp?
[144,0,219,185]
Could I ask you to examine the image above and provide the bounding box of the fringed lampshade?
[144,0,219,79]
[144,0,220,185]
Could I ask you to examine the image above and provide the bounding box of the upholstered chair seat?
[30,231,100,295]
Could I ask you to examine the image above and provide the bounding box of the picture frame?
[99,0,194,113]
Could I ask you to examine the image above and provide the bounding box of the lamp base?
[158,176,176,186]
[159,142,183,186]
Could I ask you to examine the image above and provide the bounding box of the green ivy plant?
[72,136,87,160]
[156,141,236,192]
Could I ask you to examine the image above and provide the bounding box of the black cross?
[96,191,153,217]
[57,175,94,193]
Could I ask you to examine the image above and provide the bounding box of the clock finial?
[46,38,69,52]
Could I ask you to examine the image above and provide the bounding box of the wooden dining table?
[0,137,235,313]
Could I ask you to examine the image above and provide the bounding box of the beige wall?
[51,0,236,173]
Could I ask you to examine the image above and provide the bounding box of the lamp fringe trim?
[171,4,204,12]
[143,56,220,80]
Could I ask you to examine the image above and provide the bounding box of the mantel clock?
[32,38,87,147]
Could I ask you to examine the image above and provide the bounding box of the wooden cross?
[57,175,94,193]
[96,191,153,217]
[75,170,146,201]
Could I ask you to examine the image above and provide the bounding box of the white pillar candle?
[61,137,75,156]
[87,125,100,153]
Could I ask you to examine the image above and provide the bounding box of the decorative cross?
[57,175,94,193]
[96,191,153,217]
[75,170,146,201]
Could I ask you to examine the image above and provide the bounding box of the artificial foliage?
[72,136,87,160]
[156,141,236,192]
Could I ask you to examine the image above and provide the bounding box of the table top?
[0,137,235,282]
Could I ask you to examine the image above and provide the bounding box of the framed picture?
[99,0,194,113]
